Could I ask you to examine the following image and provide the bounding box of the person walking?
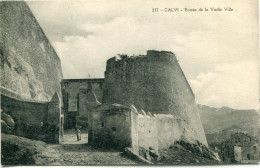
[76,127,81,141]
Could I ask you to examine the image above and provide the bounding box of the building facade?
[61,79,103,129]
[219,132,259,163]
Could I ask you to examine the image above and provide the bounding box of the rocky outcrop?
[1,111,15,133]
[175,140,219,161]
[122,147,153,164]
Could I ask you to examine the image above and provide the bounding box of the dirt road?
[36,144,138,165]
[1,133,138,165]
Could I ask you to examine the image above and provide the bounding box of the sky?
[27,0,259,109]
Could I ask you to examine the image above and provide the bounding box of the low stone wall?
[131,108,185,155]
[156,114,184,150]
[1,94,48,140]
[90,103,202,161]
[137,113,158,153]
[1,89,62,143]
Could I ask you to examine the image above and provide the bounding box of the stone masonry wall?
[156,114,184,150]
[61,79,103,108]
[0,1,63,101]
[61,79,103,129]
[1,88,61,143]
[130,106,139,152]
[89,104,132,148]
[103,50,208,146]
[130,108,186,155]
[137,113,158,153]
[47,92,62,143]
[89,103,191,159]
[1,92,48,140]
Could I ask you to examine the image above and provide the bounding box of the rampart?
[103,50,208,146]
[0,1,63,102]
[0,1,63,144]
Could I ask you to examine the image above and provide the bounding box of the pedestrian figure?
[76,127,81,141]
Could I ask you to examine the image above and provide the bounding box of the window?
[101,122,104,127]
[112,127,116,131]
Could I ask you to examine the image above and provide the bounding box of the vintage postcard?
[0,0,259,166]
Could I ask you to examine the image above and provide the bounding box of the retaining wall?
[1,88,61,143]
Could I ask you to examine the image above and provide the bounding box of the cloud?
[190,60,259,109]
[27,0,259,109]
[53,16,214,78]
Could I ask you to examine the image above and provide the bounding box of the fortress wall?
[76,89,89,128]
[101,110,131,148]
[1,94,48,139]
[90,103,205,158]
[103,50,208,146]
[79,89,89,116]
[1,89,60,143]
[91,111,102,144]
[156,115,174,150]
[0,1,63,143]
[103,53,175,112]
[129,108,187,153]
[136,112,185,152]
[137,114,158,153]
[172,118,184,142]
[89,105,132,148]
[156,115,185,150]
[0,1,63,101]
[61,79,103,111]
[61,79,103,129]
[130,108,139,152]
[183,105,207,144]
[47,92,62,144]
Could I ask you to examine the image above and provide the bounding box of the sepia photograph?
[0,0,259,166]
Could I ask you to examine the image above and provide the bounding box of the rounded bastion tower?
[102,50,208,146]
